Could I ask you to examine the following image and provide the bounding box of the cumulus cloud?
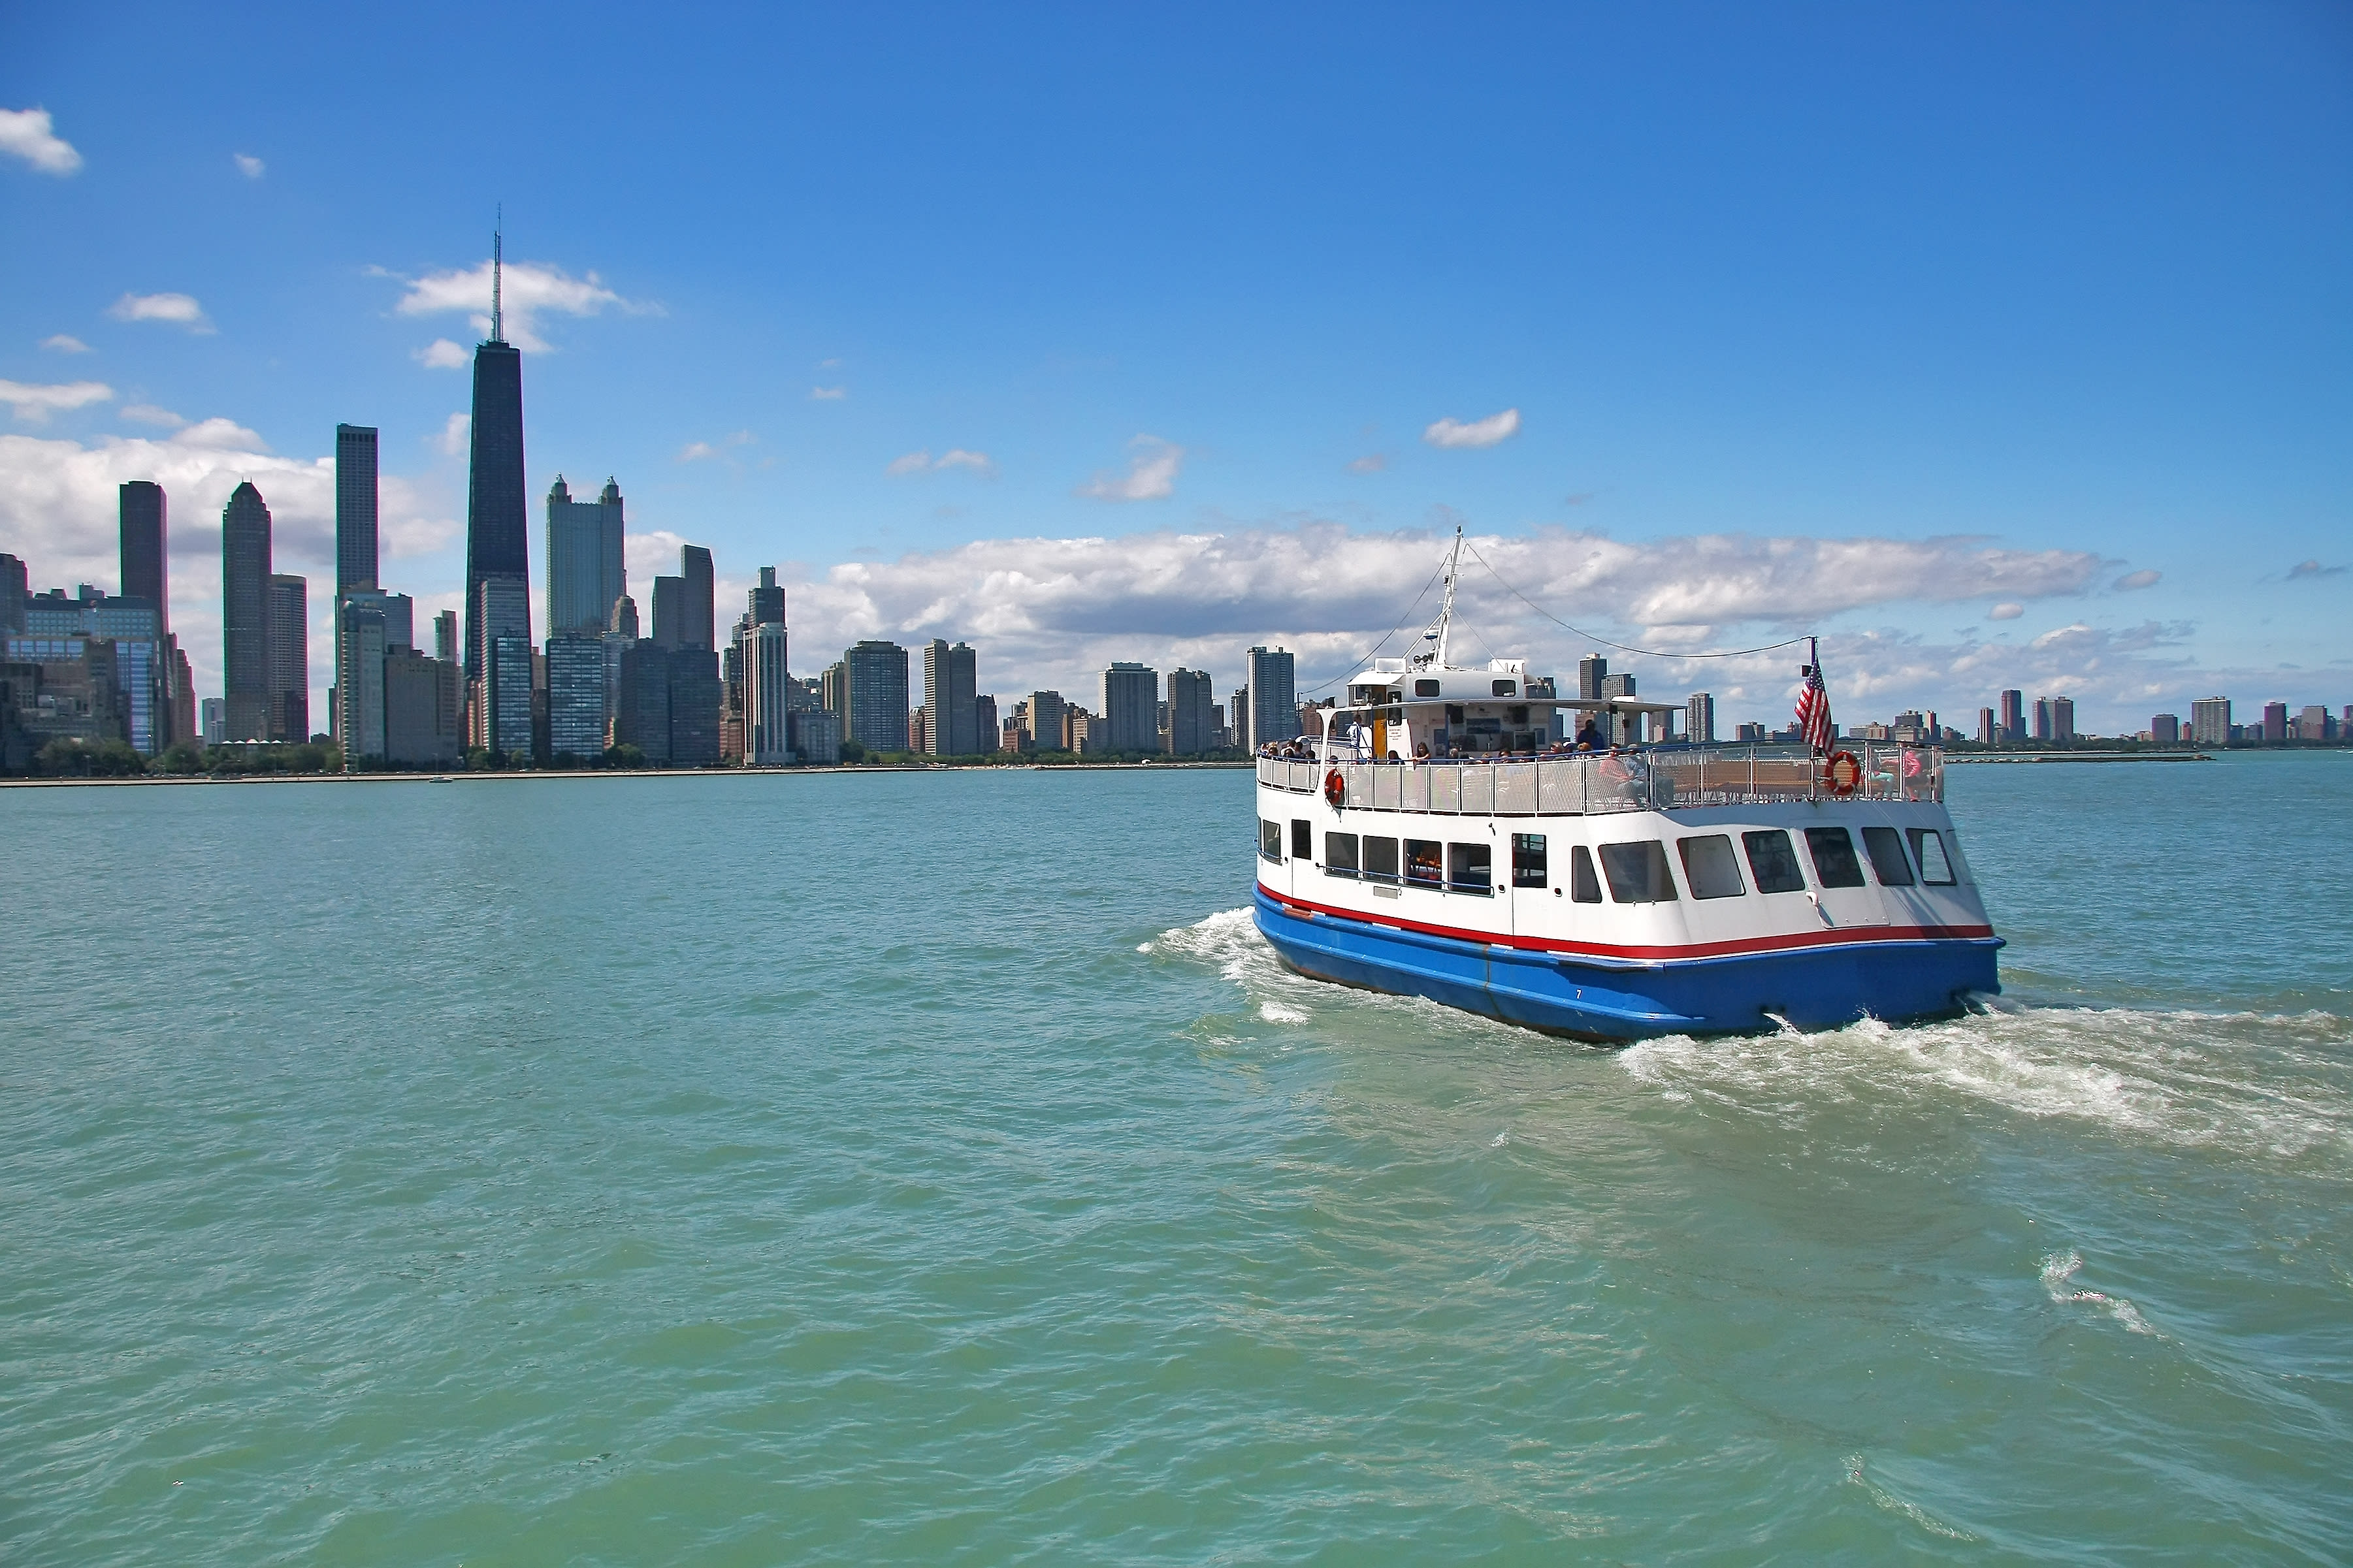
[889,447,996,477]
[1987,601,2024,620]
[108,293,212,332]
[1079,435,1182,501]
[2286,559,2345,580]
[233,153,265,179]
[412,338,468,369]
[391,257,651,355]
[120,404,186,428]
[41,334,90,354]
[2113,569,2161,591]
[436,412,469,456]
[809,385,847,400]
[0,378,113,423]
[1423,408,1520,449]
[0,107,81,174]
[176,417,267,450]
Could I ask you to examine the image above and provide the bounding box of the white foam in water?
[1623,1001,2353,1164]
[1842,1452,1977,1541]
[2040,1249,2160,1336]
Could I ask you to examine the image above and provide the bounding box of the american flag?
[1795,640,1834,754]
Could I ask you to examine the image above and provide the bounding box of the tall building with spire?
[464,221,529,692]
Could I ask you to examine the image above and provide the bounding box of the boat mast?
[1416,523,1464,669]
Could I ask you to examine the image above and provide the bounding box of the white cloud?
[1987,601,2024,620]
[0,107,81,175]
[121,404,186,428]
[809,385,847,400]
[889,447,996,477]
[107,293,213,333]
[1079,435,1182,501]
[41,334,90,354]
[233,153,265,179]
[412,338,468,370]
[1349,453,1387,473]
[391,257,651,355]
[678,441,717,462]
[176,417,266,450]
[0,378,113,423]
[2113,569,2161,591]
[436,413,469,456]
[2286,559,2345,581]
[625,529,692,586]
[1423,408,1520,449]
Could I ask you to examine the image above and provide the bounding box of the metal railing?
[1256,743,1944,814]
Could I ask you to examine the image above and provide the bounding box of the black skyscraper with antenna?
[464,214,529,686]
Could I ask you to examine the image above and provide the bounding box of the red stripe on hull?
[1257,882,1993,961]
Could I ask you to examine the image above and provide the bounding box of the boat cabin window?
[1907,828,1957,886]
[1446,705,1465,725]
[1291,820,1314,860]
[1491,680,1516,697]
[1678,835,1746,899]
[1600,840,1678,903]
[1326,832,1359,876]
[1364,837,1399,882]
[1804,827,1867,888]
[1404,839,1444,886]
[1448,842,1492,893]
[1415,679,1440,697]
[1742,830,1808,893]
[1512,833,1547,888]
[1259,819,1282,862]
[1860,826,1915,887]
[1569,845,1603,903]
[1508,705,1529,726]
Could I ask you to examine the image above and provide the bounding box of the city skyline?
[3,7,2348,733]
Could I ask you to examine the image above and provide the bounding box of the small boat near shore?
[1250,537,2002,1040]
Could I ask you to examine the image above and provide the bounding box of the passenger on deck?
[1414,742,1431,760]
[1574,716,1600,752]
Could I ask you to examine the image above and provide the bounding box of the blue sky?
[3,1,2348,732]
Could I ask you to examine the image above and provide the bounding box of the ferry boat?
[1251,539,2002,1040]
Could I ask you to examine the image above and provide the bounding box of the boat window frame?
[1804,826,1868,889]
[1512,832,1548,889]
[1860,825,1915,887]
[1742,829,1808,894]
[1600,839,1680,903]
[1907,827,1957,886]
[1448,842,1493,895]
[1569,844,1603,903]
[1363,836,1400,883]
[1678,834,1747,899]
[1259,818,1282,863]
[1325,831,1360,877]
[1291,818,1314,861]
[1404,838,1444,888]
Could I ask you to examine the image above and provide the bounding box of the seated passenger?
[1414,742,1431,760]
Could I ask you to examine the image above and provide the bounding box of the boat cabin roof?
[1342,660,1681,716]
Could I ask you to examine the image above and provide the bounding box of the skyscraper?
[266,573,308,742]
[2032,697,2053,743]
[1167,667,1213,756]
[743,620,792,763]
[0,551,27,635]
[545,634,606,761]
[1578,653,1607,701]
[337,600,389,762]
[681,545,715,651]
[435,609,457,663]
[2051,696,2075,743]
[1246,646,1296,750]
[843,639,909,754]
[1101,662,1158,754]
[336,424,379,596]
[1685,691,1715,744]
[650,575,685,650]
[119,481,167,631]
[464,225,528,689]
[221,481,272,742]
[922,638,978,756]
[1999,689,2025,743]
[545,475,626,636]
[749,564,786,629]
[2190,696,2231,747]
[1025,690,1067,753]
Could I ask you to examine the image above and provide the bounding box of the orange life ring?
[1323,768,1346,808]
[1824,750,1862,796]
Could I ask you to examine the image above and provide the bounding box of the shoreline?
[0,760,1260,789]
[1944,750,2214,764]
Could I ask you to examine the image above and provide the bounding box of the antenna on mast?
[491,203,504,345]
[1414,522,1465,669]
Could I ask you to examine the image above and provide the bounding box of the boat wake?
[2039,1249,2161,1336]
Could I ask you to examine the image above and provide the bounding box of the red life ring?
[1824,750,1862,796]
[1323,768,1346,808]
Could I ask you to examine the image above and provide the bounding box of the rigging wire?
[1295,556,1450,695]
[1460,538,1815,662]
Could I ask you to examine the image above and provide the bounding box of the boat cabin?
[1323,656,1685,760]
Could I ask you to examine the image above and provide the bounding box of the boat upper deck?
[1258,741,1945,815]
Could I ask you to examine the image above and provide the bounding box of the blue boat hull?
[1251,887,2000,1041]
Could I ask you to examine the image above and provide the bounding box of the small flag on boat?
[1795,639,1834,754]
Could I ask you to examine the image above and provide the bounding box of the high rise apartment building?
[1977,707,1996,744]
[2050,696,2075,743]
[1101,662,1158,754]
[1999,689,2025,743]
[1246,646,1295,751]
[1,551,28,634]
[922,639,979,756]
[840,639,909,755]
[435,610,457,663]
[2262,701,2288,742]
[265,574,308,742]
[220,481,272,742]
[2190,697,2231,747]
[1578,653,1607,701]
[545,634,607,760]
[743,621,793,763]
[383,650,461,765]
[1024,690,1068,752]
[1685,691,1715,744]
[2150,713,2181,744]
[118,481,167,631]
[1166,667,1214,756]
[681,546,715,652]
[545,476,626,636]
[336,424,379,596]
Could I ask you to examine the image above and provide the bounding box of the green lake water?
[4,752,2348,1563]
